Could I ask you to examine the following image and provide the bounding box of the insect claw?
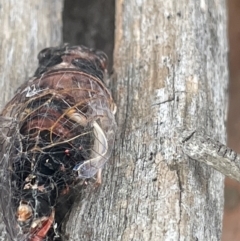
[94,168,102,188]
[30,210,55,241]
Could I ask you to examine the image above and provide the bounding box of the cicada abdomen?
[0,45,117,241]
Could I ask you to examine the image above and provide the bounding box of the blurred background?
[223,0,240,240]
[62,0,240,240]
[62,0,115,71]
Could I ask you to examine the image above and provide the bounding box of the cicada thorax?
[0,45,117,241]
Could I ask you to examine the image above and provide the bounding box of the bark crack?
[151,97,174,106]
[181,130,196,143]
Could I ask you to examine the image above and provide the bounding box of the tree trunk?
[65,0,228,241]
[0,1,63,240]
[0,1,63,109]
[0,0,229,240]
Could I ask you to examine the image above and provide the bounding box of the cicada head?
[35,44,108,81]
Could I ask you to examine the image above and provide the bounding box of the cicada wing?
[0,116,18,197]
[0,116,26,240]
[0,116,18,154]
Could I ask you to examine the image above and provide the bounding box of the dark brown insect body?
[0,45,116,241]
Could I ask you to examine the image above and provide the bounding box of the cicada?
[0,45,117,241]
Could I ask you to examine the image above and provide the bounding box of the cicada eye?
[17,201,33,222]
[0,45,117,240]
[94,50,108,69]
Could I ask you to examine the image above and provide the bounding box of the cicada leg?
[30,210,55,241]
[94,168,102,187]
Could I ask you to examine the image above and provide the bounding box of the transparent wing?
[0,117,29,240]
[73,97,117,178]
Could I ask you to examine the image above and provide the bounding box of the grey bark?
[0,1,63,240]
[65,0,229,241]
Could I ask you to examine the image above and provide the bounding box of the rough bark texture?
[0,1,63,109]
[64,0,228,241]
[0,1,63,239]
